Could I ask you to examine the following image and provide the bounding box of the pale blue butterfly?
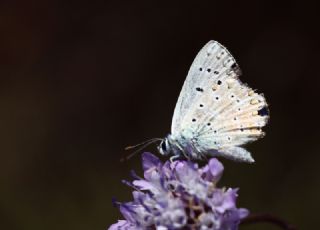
[127,41,269,163]
[156,40,269,163]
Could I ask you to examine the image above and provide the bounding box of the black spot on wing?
[231,63,238,69]
[258,106,269,116]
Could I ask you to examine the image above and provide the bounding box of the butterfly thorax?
[158,134,202,160]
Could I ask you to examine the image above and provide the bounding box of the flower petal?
[108,220,135,230]
[142,152,161,171]
[133,180,156,192]
[201,158,224,182]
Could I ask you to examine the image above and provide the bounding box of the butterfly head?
[158,136,172,156]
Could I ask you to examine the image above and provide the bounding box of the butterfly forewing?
[171,41,239,135]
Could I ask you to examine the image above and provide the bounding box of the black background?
[1,0,319,229]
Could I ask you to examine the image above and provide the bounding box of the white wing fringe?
[210,146,255,163]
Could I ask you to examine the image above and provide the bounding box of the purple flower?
[109,153,248,230]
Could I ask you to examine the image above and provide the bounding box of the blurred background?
[1,0,319,229]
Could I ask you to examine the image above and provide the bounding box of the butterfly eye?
[161,141,167,152]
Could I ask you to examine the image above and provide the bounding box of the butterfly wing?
[171,40,237,134]
[171,41,269,162]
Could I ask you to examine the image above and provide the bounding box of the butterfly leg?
[170,155,181,162]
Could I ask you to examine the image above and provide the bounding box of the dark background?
[1,0,319,229]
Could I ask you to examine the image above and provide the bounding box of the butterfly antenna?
[124,138,161,150]
[121,138,162,162]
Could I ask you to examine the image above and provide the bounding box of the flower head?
[109,153,248,230]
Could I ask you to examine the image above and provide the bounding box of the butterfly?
[155,40,269,163]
